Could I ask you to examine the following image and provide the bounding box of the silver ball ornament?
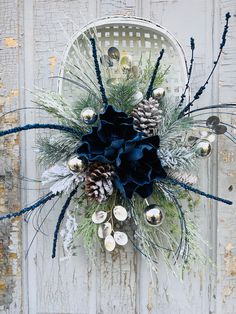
[144,204,164,226]
[67,156,85,173]
[80,107,97,125]
[195,140,212,158]
[152,87,165,100]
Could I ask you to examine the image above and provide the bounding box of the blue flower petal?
[77,105,166,199]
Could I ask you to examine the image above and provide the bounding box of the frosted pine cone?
[131,97,163,136]
[85,163,115,203]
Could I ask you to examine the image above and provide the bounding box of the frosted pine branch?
[42,163,84,195]
[158,147,196,170]
[165,169,198,185]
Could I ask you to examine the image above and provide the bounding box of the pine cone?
[85,162,115,203]
[165,168,198,185]
[131,98,163,136]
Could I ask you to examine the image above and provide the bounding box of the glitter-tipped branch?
[146,49,165,99]
[0,192,57,221]
[51,186,78,258]
[179,12,231,117]
[90,38,108,106]
[178,37,195,107]
[0,123,82,138]
[168,178,232,205]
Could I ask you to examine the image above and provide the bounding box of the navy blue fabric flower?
[78,105,166,198]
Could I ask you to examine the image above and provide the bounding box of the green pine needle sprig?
[36,133,80,166]
[106,79,138,112]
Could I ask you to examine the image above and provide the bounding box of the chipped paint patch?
[224,242,236,276]
[0,89,19,114]
[219,151,234,163]
[9,90,19,97]
[48,56,57,74]
[227,170,236,177]
[147,282,154,312]
[223,285,235,302]
[0,220,20,309]
[3,38,18,48]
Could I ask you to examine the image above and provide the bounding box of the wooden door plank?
[24,1,97,313]
[137,0,218,313]
[217,1,236,313]
[0,0,23,312]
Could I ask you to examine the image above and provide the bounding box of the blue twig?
[168,178,232,205]
[0,123,82,138]
[0,192,57,221]
[170,192,189,262]
[146,49,165,99]
[90,38,108,106]
[220,12,231,49]
[179,12,231,117]
[178,37,195,107]
[51,187,78,259]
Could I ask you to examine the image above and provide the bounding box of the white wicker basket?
[59,16,188,102]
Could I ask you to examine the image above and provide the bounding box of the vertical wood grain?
[26,1,141,313]
[137,1,218,313]
[217,1,236,313]
[0,0,23,313]
[24,1,98,313]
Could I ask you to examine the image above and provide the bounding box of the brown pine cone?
[85,162,115,203]
[131,98,163,136]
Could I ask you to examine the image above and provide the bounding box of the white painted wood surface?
[1,0,236,313]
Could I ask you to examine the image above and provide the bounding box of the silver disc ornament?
[108,47,120,61]
[206,116,220,128]
[92,211,107,224]
[113,205,128,221]
[214,124,227,134]
[120,55,132,71]
[104,235,116,251]
[98,222,112,239]
[114,231,128,246]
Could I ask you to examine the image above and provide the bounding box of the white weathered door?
[1,0,236,313]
